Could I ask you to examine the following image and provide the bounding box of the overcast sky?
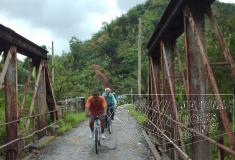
[0,0,234,57]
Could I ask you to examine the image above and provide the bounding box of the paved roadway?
[29,106,153,160]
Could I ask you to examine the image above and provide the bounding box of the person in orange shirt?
[86,89,107,139]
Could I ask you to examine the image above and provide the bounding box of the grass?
[57,112,87,135]
[126,104,146,125]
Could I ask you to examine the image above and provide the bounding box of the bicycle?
[93,115,101,154]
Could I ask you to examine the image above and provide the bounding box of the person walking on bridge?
[86,89,107,139]
[102,88,117,120]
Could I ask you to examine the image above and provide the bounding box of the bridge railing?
[147,0,235,159]
[0,24,59,159]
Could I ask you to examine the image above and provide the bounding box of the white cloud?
[0,0,233,57]
[0,0,126,55]
[219,0,235,3]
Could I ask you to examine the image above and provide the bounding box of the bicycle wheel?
[95,129,99,154]
[108,118,112,134]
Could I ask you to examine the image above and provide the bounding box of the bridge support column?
[161,39,179,160]
[45,64,58,121]
[35,60,47,139]
[149,55,161,127]
[5,47,18,160]
[184,6,210,160]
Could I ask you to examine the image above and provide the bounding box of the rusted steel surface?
[0,24,57,159]
[147,61,154,129]
[161,40,178,159]
[150,56,160,107]
[35,61,47,139]
[20,64,33,117]
[45,64,58,121]
[152,109,235,156]
[161,41,185,158]
[147,0,215,55]
[148,117,191,160]
[4,47,18,160]
[149,58,157,124]
[186,6,235,149]
[147,0,235,159]
[184,6,211,160]
[207,8,235,81]
[150,56,161,128]
[25,63,42,131]
[0,49,12,89]
[0,24,47,59]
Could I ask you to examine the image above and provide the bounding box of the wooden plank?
[0,48,12,89]
[25,62,42,131]
[4,46,18,160]
[142,130,161,160]
[186,6,235,149]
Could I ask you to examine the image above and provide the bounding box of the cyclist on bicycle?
[86,89,107,139]
[102,88,117,120]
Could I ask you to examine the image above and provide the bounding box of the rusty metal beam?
[4,47,18,160]
[150,56,160,107]
[0,24,47,59]
[161,41,185,157]
[148,60,153,119]
[150,56,161,129]
[35,61,47,139]
[0,49,12,89]
[161,40,179,159]
[20,63,33,117]
[184,6,211,160]
[25,63,42,131]
[152,109,235,157]
[147,0,215,56]
[207,8,235,81]
[45,64,58,121]
[148,117,191,160]
[186,6,235,149]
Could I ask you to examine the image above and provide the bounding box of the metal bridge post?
[148,58,154,129]
[45,63,58,121]
[184,6,211,160]
[149,55,161,129]
[5,47,18,160]
[35,60,47,139]
[161,39,180,160]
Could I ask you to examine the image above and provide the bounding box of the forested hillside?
[46,0,235,100]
